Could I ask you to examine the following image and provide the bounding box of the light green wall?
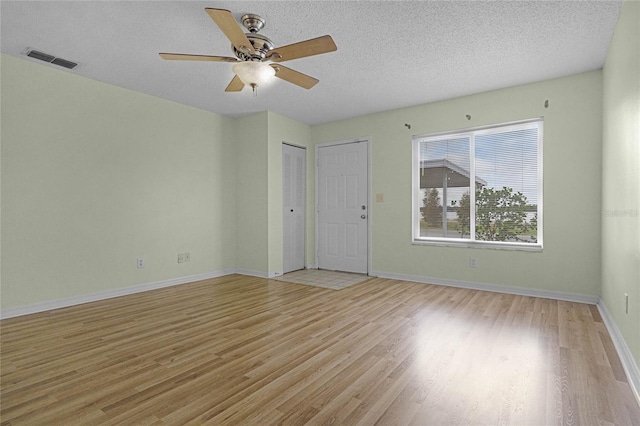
[311,71,603,297]
[234,111,311,278]
[266,111,311,277]
[1,54,237,309]
[234,112,269,276]
[0,53,608,310]
[602,0,640,366]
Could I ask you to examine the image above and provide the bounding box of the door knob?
[361,214,366,219]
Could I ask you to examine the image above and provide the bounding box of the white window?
[412,119,543,250]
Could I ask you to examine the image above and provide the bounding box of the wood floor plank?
[1,274,639,425]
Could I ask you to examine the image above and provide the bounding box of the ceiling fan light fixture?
[232,61,275,94]
[160,9,337,93]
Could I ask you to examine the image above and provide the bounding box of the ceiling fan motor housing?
[232,13,274,61]
[234,32,274,61]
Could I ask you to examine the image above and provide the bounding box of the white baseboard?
[597,300,640,406]
[234,268,269,279]
[370,270,600,305]
[0,269,235,319]
[0,268,601,318]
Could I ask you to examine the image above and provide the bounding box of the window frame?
[412,118,543,251]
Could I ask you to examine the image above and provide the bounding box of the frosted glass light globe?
[232,61,275,92]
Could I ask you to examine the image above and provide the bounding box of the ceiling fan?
[159,8,337,94]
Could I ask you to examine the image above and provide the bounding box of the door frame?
[315,137,371,274]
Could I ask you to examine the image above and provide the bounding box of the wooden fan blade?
[205,8,255,54]
[225,75,245,92]
[271,64,319,89]
[159,53,238,62]
[269,35,337,63]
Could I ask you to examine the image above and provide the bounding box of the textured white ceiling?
[1,1,622,125]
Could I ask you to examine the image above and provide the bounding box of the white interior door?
[283,143,306,273]
[317,141,368,274]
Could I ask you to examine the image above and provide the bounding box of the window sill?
[412,238,543,252]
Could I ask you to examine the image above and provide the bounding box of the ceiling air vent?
[26,49,78,70]
[51,57,78,69]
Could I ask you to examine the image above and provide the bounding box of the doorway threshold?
[273,269,371,290]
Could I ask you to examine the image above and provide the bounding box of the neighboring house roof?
[419,159,487,188]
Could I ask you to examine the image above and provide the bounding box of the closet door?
[283,143,306,273]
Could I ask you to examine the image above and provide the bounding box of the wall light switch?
[376,193,384,202]
[625,293,629,314]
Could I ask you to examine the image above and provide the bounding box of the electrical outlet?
[178,253,185,263]
[469,258,478,268]
[137,258,144,269]
[184,252,190,262]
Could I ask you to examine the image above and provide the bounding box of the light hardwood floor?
[1,274,639,425]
